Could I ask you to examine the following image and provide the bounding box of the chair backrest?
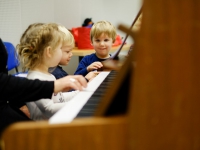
[0,38,8,74]
[3,42,19,72]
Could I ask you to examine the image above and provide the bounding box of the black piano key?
[77,111,95,117]
[76,70,117,118]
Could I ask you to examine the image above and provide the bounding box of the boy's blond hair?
[90,20,117,43]
[58,25,75,47]
[48,23,75,47]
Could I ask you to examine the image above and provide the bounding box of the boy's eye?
[104,39,109,42]
[95,39,100,42]
[66,50,72,54]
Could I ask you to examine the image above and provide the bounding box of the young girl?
[17,23,80,120]
[74,20,117,76]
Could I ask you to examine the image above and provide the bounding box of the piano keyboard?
[76,70,117,117]
[49,71,117,124]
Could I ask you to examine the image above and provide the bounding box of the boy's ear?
[44,46,52,58]
[113,38,116,43]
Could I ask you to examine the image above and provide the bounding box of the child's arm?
[74,58,89,76]
[34,98,65,118]
[74,54,103,76]
[74,67,88,76]
[62,90,79,102]
[85,71,99,81]
[87,62,103,72]
[75,61,102,76]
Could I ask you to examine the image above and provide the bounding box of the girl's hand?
[54,75,87,93]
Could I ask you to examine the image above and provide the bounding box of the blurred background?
[0,0,142,74]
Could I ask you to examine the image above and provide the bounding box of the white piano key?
[49,71,110,124]
[49,92,94,124]
[83,71,110,92]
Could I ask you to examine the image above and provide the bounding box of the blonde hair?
[48,23,74,47]
[58,25,74,47]
[20,23,44,44]
[90,20,117,43]
[17,23,63,71]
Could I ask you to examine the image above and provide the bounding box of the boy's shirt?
[74,53,109,76]
[50,65,68,79]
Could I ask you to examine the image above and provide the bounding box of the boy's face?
[59,44,74,66]
[91,33,113,59]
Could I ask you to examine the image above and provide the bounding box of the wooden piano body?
[1,0,200,150]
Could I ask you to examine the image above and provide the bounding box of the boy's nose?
[100,41,105,45]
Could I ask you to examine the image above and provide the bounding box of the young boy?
[74,20,117,76]
[50,24,97,82]
[49,25,74,79]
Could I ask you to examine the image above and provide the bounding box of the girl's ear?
[45,46,52,58]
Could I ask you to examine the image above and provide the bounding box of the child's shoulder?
[27,71,55,81]
[83,53,96,59]
[85,53,96,57]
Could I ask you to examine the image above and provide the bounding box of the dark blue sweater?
[74,53,108,76]
[50,66,68,79]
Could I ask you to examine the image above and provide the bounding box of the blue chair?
[3,41,19,74]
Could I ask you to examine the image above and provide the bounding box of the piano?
[49,71,112,124]
[1,1,200,150]
[49,67,130,124]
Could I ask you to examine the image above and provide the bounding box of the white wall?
[0,0,55,46]
[54,0,142,43]
[0,0,142,74]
